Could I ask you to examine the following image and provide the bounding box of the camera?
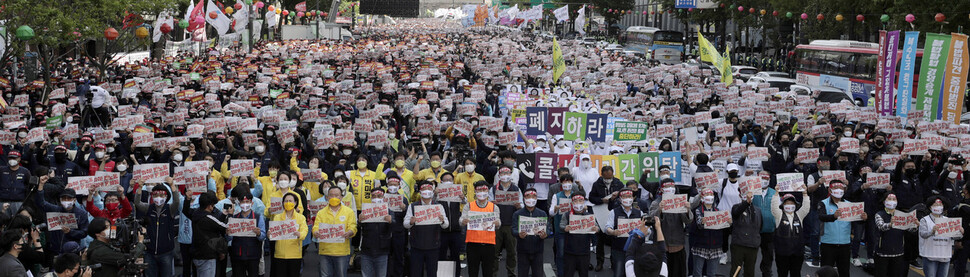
[642,216,655,227]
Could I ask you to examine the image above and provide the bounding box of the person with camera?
[7,214,46,275]
[183,191,230,277]
[624,216,666,277]
[35,170,90,255]
[86,217,146,277]
[44,253,92,277]
[132,179,180,277]
[0,151,31,216]
[0,229,29,277]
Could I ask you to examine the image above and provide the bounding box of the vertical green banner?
[916,33,951,121]
[617,154,641,183]
[639,152,660,182]
[563,112,587,141]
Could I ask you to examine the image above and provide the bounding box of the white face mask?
[153,197,166,206]
[475,192,488,200]
[388,133,396,139]
[255,145,265,153]
[663,187,676,195]
[561,182,573,191]
[761,180,770,189]
[525,198,537,207]
[61,201,74,209]
[830,189,844,199]
[572,203,585,212]
[499,175,511,183]
[702,195,715,204]
[421,138,430,144]
[783,204,796,213]
[173,154,183,161]
[95,152,105,159]
[116,164,128,172]
[885,201,897,210]
[7,160,17,167]
[18,132,27,138]
[465,164,476,173]
[342,149,353,155]
[931,206,944,215]
[279,180,293,188]
[844,132,852,137]
[239,203,252,211]
[387,185,399,193]
[659,174,670,180]
[440,181,454,187]
[420,190,434,199]
[337,182,347,190]
[621,198,633,207]
[107,147,115,153]
[581,160,591,169]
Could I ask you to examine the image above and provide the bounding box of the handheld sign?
[797,148,820,163]
[386,194,405,212]
[836,202,865,221]
[821,171,848,185]
[494,190,521,206]
[360,203,389,223]
[467,211,498,231]
[866,173,891,189]
[935,218,963,238]
[269,197,283,215]
[436,183,463,202]
[316,223,346,243]
[227,218,257,237]
[776,173,806,192]
[133,163,170,183]
[703,211,731,229]
[46,213,78,231]
[615,218,640,238]
[413,205,444,225]
[518,216,547,235]
[268,220,299,241]
[567,214,597,234]
[891,210,918,230]
[660,194,688,213]
[839,138,860,153]
[747,147,769,161]
[694,172,719,192]
[230,160,255,177]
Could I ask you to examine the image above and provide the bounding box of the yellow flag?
[552,37,565,83]
[697,30,721,67]
[720,48,733,85]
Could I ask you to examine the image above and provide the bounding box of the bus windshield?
[653,31,684,43]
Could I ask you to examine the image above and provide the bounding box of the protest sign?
[797,148,820,163]
[133,163,170,183]
[866,173,891,189]
[694,172,719,192]
[360,203,389,223]
[661,194,688,213]
[839,138,860,153]
[557,197,571,214]
[230,159,254,177]
[747,147,769,161]
[776,173,806,192]
[227,218,257,237]
[518,216,548,235]
[303,168,323,182]
[891,210,918,230]
[46,213,78,231]
[269,197,283,215]
[67,176,98,195]
[386,194,405,212]
[133,132,154,147]
[738,176,763,197]
[935,218,963,238]
[836,202,865,221]
[615,218,640,238]
[436,183,463,202]
[268,220,300,241]
[614,121,649,141]
[413,205,444,225]
[467,211,498,231]
[494,190,521,206]
[567,214,597,234]
[882,154,902,170]
[703,211,731,229]
[903,139,929,156]
[821,170,848,185]
[315,223,346,243]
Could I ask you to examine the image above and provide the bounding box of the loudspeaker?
[359,0,419,17]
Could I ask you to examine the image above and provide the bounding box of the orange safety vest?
[465,201,496,245]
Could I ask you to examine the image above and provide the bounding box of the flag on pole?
[185,0,206,32]
[720,48,733,85]
[153,11,175,43]
[697,30,721,66]
[233,0,250,32]
[941,33,969,123]
[206,0,232,35]
[575,6,586,35]
[553,5,569,22]
[553,37,565,83]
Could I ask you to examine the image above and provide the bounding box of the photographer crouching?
[86,217,145,277]
[42,253,93,277]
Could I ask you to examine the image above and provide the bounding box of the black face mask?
[905,168,917,177]
[55,152,67,162]
[728,171,739,179]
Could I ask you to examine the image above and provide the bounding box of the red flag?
[187,0,205,32]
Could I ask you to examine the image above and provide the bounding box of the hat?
[94,144,106,149]
[781,194,796,203]
[54,145,68,151]
[60,188,77,199]
[7,151,21,158]
[580,154,591,161]
[61,241,81,254]
[535,135,547,141]
[726,163,740,172]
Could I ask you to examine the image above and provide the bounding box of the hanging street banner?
[878,30,901,116]
[916,33,951,121]
[941,33,969,124]
[896,31,919,118]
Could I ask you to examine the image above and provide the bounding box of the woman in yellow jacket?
[291,155,330,201]
[312,185,358,277]
[257,162,306,218]
[271,190,309,276]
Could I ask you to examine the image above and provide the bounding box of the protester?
[403,182,449,277]
[511,188,550,277]
[818,180,866,277]
[561,192,599,277]
[359,187,392,277]
[919,197,964,277]
[313,186,356,277]
[462,181,500,277]
[872,193,913,277]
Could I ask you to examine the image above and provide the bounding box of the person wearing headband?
[872,193,914,277]
[919,196,964,277]
[461,181,501,277]
[403,181,449,277]
[605,188,642,277]
[312,186,354,277]
[490,166,523,277]
[560,192,599,277]
[689,188,725,277]
[817,180,866,277]
[358,187,393,277]
[511,188,550,277]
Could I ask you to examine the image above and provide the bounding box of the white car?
[746,76,796,91]
[753,71,791,78]
[605,44,623,52]
[731,66,758,81]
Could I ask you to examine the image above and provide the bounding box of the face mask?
[431,160,441,168]
[395,160,405,168]
[107,146,115,153]
[388,133,396,139]
[581,161,591,169]
[931,206,944,215]
[357,160,368,169]
[525,198,537,207]
[830,189,844,199]
[465,164,476,173]
[421,138,430,144]
[284,202,296,211]
[267,131,275,137]
[95,152,105,159]
[728,171,739,179]
[255,145,265,153]
[279,180,293,188]
[372,198,384,204]
[342,149,353,155]
[269,170,278,177]
[885,201,897,210]
[61,201,74,209]
[173,154,183,161]
[153,197,166,206]
[105,202,119,210]
[621,198,633,207]
[55,152,67,162]
[117,164,128,172]
[504,160,515,167]
[420,190,434,199]
[387,185,399,193]
[659,174,670,180]
[499,175,512,183]
[475,192,488,200]
[337,182,347,190]
[561,182,573,191]
[65,116,73,123]
[761,179,770,189]
[572,203,585,212]
[844,131,852,137]
[905,169,916,177]
[18,132,27,138]
[783,204,796,213]
[663,187,676,195]
[702,195,715,204]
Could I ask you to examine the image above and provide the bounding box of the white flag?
[554,5,569,22]
[206,0,232,35]
[266,10,279,28]
[153,12,175,43]
[575,6,586,35]
[233,0,250,32]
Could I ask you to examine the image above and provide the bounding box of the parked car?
[731,66,758,81]
[753,71,791,78]
[789,84,852,104]
[747,76,796,91]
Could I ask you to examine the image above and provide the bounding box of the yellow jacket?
[257,166,306,217]
[454,171,485,205]
[388,168,416,201]
[271,192,309,259]
[414,167,448,184]
[347,168,385,211]
[312,204,357,256]
[289,157,330,201]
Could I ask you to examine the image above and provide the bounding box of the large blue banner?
[896,31,919,118]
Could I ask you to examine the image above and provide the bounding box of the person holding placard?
[716,164,743,265]
[388,152,417,201]
[770,193,810,277]
[384,174,411,277]
[605,189,642,277]
[561,192,599,277]
[359,187,393,277]
[817,180,865,277]
[647,179,690,277]
[891,158,926,267]
[455,158,486,207]
[729,188,761,277]
[437,172,465,277]
[491,166,523,277]
[511,188,550,277]
[85,189,132,224]
[550,173,579,276]
[590,165,624,271]
[133,181,180,277]
[182,191,230,277]
[623,216,667,277]
[872,193,913,277]
[313,187,355,277]
[405,181,450,277]
[349,156,386,212]
[35,176,90,256]
[919,197,964,277]
[688,188,724,277]
[227,190,265,277]
[461,181,500,277]
[0,151,31,216]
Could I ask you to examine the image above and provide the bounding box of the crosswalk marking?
[544,263,555,277]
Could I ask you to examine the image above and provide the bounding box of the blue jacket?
[35,193,90,253]
[511,207,551,254]
[0,166,31,201]
[228,210,266,260]
[755,188,777,233]
[818,198,851,245]
[689,204,722,249]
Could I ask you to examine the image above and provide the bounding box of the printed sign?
[776,173,806,192]
[866,173,891,189]
[386,194,405,212]
[694,172,719,192]
[230,159,254,177]
[703,210,731,229]
[303,169,323,182]
[797,148,819,163]
[615,218,640,238]
[133,132,154,147]
[614,121,649,141]
[413,204,444,225]
[360,203,389,223]
[661,194,688,213]
[467,211,498,231]
[935,218,963,238]
[46,213,78,231]
[518,216,547,235]
[269,197,283,215]
[436,183,463,202]
[892,210,918,230]
[903,139,929,156]
[133,163,170,183]
[268,220,300,241]
[557,197,571,214]
[747,147,769,161]
[494,190,521,206]
[821,171,848,185]
[315,223,346,243]
[567,214,597,234]
[836,202,865,222]
[839,138,860,153]
[227,218,257,237]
